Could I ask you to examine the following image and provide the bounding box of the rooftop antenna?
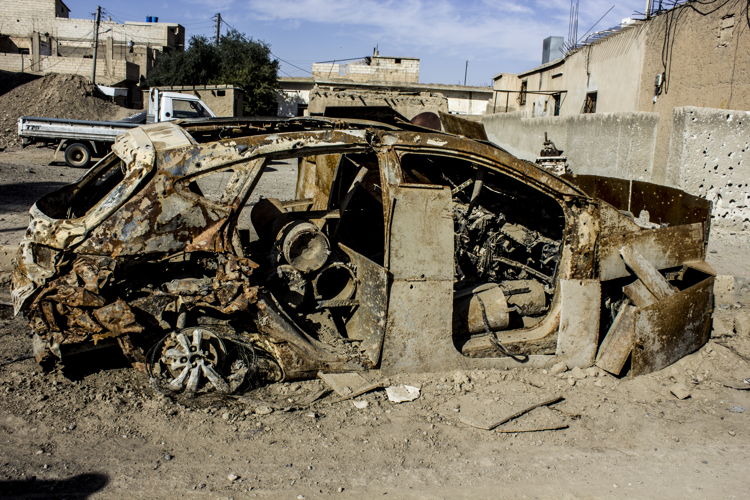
[567,0,580,51]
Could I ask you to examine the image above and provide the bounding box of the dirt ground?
[1,146,749,499]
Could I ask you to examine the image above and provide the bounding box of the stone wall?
[482,111,659,180]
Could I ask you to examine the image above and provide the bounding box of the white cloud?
[244,0,641,61]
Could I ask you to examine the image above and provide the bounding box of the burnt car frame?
[12,115,714,394]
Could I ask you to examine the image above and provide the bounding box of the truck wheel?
[64,143,91,168]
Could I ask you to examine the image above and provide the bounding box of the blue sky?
[69,0,651,85]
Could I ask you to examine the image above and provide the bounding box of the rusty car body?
[11,114,715,394]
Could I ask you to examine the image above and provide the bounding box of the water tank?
[542,36,564,64]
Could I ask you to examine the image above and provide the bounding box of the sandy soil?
[1,149,749,499]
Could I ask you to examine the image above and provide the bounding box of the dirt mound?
[0,73,131,149]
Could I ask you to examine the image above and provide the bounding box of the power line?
[218,16,313,75]
[271,52,312,75]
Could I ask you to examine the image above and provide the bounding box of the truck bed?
[18,116,140,143]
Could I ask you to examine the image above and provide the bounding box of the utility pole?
[213,12,222,44]
[91,5,101,84]
[463,60,469,86]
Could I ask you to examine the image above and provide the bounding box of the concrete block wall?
[667,106,750,233]
[0,53,136,85]
[482,111,659,180]
[2,0,59,22]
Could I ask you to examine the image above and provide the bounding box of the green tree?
[149,30,279,116]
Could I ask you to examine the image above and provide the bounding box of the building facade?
[490,1,750,178]
[0,0,184,86]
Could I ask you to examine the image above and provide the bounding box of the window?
[553,93,561,116]
[583,91,597,113]
[394,58,402,64]
[519,80,528,105]
[172,99,212,119]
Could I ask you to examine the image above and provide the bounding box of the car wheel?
[64,142,91,168]
[147,327,252,396]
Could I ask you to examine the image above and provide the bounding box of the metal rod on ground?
[91,5,101,84]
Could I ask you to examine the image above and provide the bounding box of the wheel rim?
[161,328,229,393]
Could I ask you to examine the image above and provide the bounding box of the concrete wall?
[482,111,658,179]
[3,0,61,21]
[0,52,137,85]
[446,91,490,115]
[637,3,750,183]
[667,106,750,233]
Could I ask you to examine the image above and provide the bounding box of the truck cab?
[147,89,216,123]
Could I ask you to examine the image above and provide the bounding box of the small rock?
[222,412,231,420]
[585,366,599,378]
[728,430,736,436]
[669,383,691,400]
[255,406,273,415]
[385,385,421,403]
[163,453,173,461]
[352,400,369,409]
[227,473,239,482]
[570,366,586,380]
[550,361,568,375]
[594,379,605,388]
[567,378,576,387]
[728,405,745,413]
[452,370,470,385]
[712,308,736,336]
[35,449,44,455]
[735,310,750,337]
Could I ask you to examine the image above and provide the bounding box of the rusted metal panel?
[620,246,676,300]
[596,303,637,375]
[380,184,458,373]
[570,175,711,228]
[599,223,706,281]
[438,112,488,141]
[339,244,389,367]
[555,279,601,368]
[631,275,714,376]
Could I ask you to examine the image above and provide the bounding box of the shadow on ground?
[0,181,67,213]
[0,473,109,499]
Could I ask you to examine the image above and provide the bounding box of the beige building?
[311,49,419,84]
[491,1,750,177]
[279,48,492,119]
[0,0,184,86]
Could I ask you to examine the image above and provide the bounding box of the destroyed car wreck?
[11,114,714,395]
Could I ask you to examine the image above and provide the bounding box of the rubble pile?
[0,73,130,149]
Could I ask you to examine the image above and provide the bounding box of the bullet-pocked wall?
[667,106,750,234]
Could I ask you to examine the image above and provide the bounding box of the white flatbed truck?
[17,90,216,167]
